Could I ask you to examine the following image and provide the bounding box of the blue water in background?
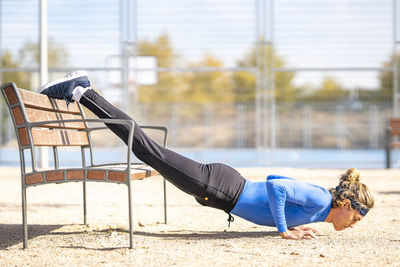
[0,147,398,169]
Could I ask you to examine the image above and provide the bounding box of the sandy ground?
[0,166,400,266]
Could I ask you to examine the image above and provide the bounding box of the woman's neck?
[324,208,336,223]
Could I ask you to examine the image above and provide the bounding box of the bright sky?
[0,0,397,90]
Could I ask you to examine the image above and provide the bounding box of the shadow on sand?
[0,224,63,249]
[1,224,280,250]
[53,228,280,240]
[58,229,281,250]
[378,191,400,195]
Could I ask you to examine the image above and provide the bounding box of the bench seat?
[24,164,160,185]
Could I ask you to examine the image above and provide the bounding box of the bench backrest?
[2,83,90,148]
[389,118,400,136]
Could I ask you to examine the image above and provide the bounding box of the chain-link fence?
[1,0,399,166]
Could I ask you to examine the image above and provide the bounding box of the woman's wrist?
[280,231,289,238]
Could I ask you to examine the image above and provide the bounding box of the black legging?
[80,89,245,212]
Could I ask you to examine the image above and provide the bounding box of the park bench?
[1,82,168,249]
[385,118,400,168]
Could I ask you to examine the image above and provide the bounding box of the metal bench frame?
[1,82,168,249]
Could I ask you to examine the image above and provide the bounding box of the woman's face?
[332,200,363,231]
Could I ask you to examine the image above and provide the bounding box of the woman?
[38,71,375,240]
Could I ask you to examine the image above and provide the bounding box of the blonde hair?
[328,168,374,212]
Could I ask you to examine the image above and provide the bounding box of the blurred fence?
[0,0,399,155]
[137,101,392,149]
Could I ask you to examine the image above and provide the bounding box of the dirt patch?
[0,167,399,266]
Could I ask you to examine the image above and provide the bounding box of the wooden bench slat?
[91,165,160,182]
[389,118,400,135]
[25,173,44,185]
[18,128,89,146]
[12,106,86,130]
[25,107,86,129]
[391,142,400,148]
[3,85,18,105]
[24,166,160,185]
[32,128,89,146]
[18,88,81,114]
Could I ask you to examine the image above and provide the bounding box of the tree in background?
[137,34,234,105]
[1,38,68,89]
[1,50,30,88]
[182,54,234,104]
[18,37,69,68]
[1,38,68,145]
[378,51,400,101]
[137,33,181,103]
[306,75,347,101]
[136,35,299,105]
[233,43,297,103]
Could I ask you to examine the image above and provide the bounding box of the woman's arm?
[266,175,326,240]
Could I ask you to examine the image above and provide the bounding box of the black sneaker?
[37,70,91,103]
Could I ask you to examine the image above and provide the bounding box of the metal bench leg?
[22,187,28,249]
[128,184,133,249]
[163,178,167,224]
[83,181,87,225]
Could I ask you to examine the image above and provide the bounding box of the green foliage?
[137,34,298,104]
[182,54,234,104]
[304,75,347,101]
[18,37,69,68]
[378,51,400,101]
[137,33,181,103]
[1,38,68,89]
[233,43,298,102]
[1,50,31,88]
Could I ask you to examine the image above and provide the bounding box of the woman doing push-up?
[38,71,374,240]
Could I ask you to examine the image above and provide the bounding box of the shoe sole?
[37,70,88,94]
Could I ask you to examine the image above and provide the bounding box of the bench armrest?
[29,118,135,128]
[87,125,168,147]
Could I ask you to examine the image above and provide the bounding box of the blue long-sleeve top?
[231,175,332,233]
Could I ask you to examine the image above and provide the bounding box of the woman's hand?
[294,226,318,234]
[280,226,319,240]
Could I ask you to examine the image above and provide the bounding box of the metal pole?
[236,104,244,148]
[393,0,399,116]
[261,0,266,148]
[0,0,3,159]
[171,105,179,147]
[120,0,132,116]
[303,105,312,148]
[255,0,261,148]
[369,105,378,149]
[204,104,212,147]
[132,0,138,117]
[336,105,345,149]
[39,0,48,169]
[268,0,276,150]
[262,0,268,149]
